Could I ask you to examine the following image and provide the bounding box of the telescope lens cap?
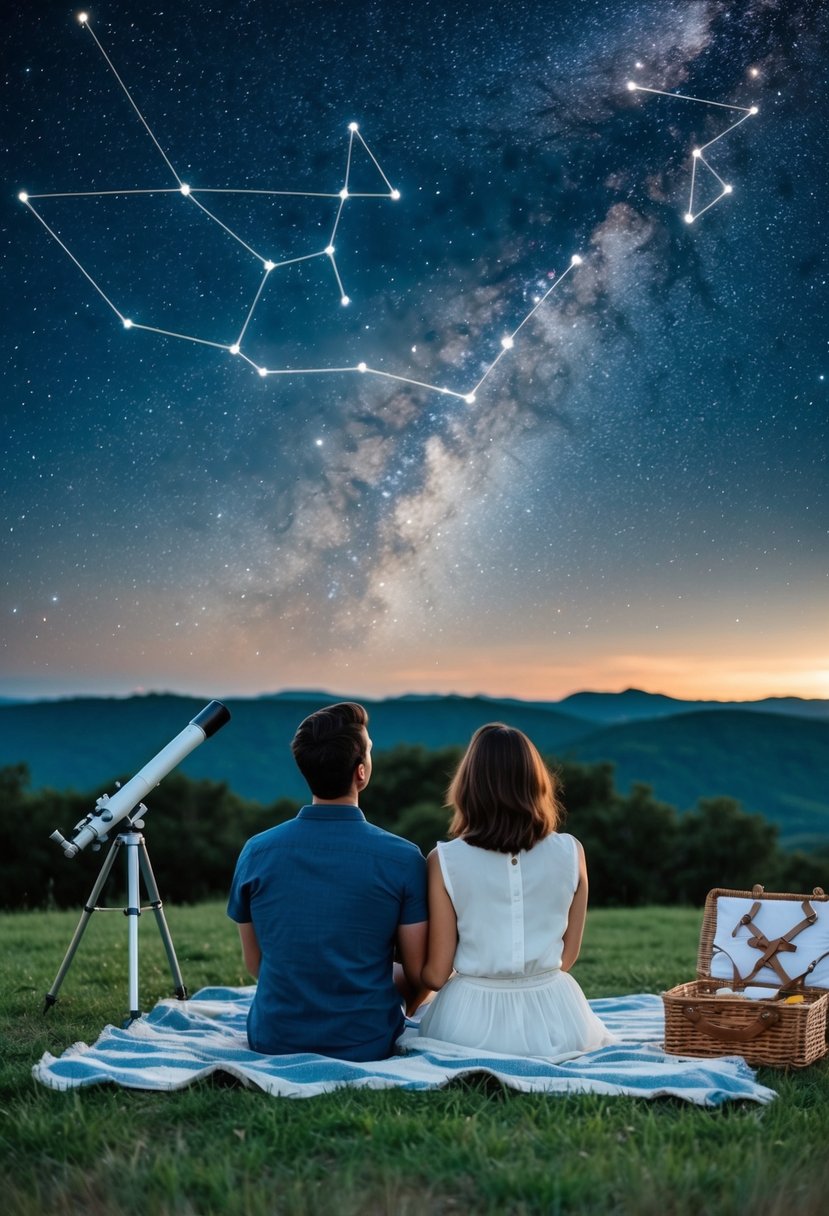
[190,700,231,737]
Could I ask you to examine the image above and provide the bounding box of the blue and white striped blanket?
[33,987,776,1106]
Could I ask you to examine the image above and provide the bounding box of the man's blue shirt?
[227,805,428,1061]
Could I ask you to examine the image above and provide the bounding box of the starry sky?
[2,0,827,703]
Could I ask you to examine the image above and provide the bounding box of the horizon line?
[0,686,825,707]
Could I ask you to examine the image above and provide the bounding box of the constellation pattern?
[627,81,758,223]
[18,12,583,404]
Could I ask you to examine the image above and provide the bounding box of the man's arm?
[394,920,430,1015]
[237,921,262,979]
[421,849,458,990]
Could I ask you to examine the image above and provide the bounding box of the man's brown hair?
[448,723,560,853]
[291,702,369,800]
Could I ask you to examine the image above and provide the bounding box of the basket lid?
[698,885,829,994]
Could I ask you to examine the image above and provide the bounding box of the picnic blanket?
[33,987,777,1106]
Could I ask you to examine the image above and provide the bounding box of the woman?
[418,723,615,1057]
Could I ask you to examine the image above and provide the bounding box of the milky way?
[2,0,827,701]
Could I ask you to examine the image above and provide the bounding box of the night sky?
[3,0,827,702]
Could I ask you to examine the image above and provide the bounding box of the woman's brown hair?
[447,723,561,853]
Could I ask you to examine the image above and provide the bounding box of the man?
[228,701,429,1061]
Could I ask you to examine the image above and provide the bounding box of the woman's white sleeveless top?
[438,832,579,977]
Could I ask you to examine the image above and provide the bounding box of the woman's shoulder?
[437,837,500,868]
[435,836,481,863]
[539,831,583,857]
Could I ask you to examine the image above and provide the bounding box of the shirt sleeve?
[398,847,428,924]
[227,843,253,923]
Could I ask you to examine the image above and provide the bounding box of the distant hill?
[0,691,827,848]
[559,687,829,725]
[569,710,829,847]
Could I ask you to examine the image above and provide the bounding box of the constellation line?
[186,193,269,262]
[79,13,181,186]
[627,83,753,113]
[130,322,229,350]
[22,198,124,320]
[236,270,272,348]
[23,187,182,199]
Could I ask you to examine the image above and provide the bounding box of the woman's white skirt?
[417,969,616,1059]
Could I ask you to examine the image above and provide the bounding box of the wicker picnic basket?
[663,885,829,1068]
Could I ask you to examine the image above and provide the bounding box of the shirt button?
[511,857,518,865]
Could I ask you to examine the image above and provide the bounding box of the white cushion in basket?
[709,895,829,991]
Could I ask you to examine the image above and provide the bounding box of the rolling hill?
[568,709,829,847]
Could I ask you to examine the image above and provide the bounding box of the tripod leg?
[125,835,142,1024]
[44,837,123,1012]
[138,841,188,999]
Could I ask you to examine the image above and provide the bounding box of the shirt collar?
[298,804,366,822]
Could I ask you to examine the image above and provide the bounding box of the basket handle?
[681,1004,781,1043]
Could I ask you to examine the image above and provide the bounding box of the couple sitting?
[228,702,614,1061]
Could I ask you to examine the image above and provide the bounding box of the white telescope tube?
[50,701,230,857]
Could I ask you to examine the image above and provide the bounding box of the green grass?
[2,903,828,1215]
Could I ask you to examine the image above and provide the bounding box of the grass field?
[2,902,828,1215]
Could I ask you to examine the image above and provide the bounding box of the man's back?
[228,803,427,1061]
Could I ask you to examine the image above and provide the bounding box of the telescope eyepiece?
[50,830,79,858]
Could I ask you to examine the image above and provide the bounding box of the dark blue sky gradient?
[2,0,827,701]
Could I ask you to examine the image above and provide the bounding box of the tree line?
[0,746,825,911]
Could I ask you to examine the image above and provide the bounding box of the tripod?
[44,809,187,1025]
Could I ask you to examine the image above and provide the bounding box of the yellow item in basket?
[783,995,805,1005]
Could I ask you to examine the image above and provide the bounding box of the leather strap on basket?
[778,948,829,995]
[681,1004,781,1043]
[731,900,817,986]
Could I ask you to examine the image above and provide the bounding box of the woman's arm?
[561,838,589,972]
[421,848,458,990]
[237,921,262,979]
[394,920,430,1014]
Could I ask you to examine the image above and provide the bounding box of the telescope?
[44,699,231,1022]
[50,700,231,857]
